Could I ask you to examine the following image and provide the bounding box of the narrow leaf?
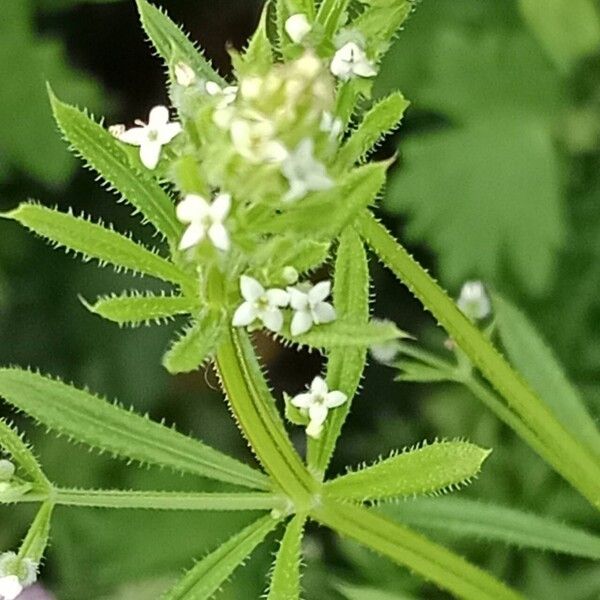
[4,203,190,286]
[0,368,270,490]
[0,419,49,489]
[316,0,351,38]
[337,92,409,169]
[49,91,182,244]
[18,502,54,564]
[236,3,273,74]
[135,0,225,84]
[266,515,306,600]
[308,228,370,476]
[85,292,195,327]
[325,440,490,501]
[383,497,600,560]
[162,310,226,374]
[164,514,280,600]
[494,294,600,456]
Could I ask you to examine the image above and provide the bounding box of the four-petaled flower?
[232,276,290,332]
[457,281,491,321]
[287,280,336,336]
[290,376,347,438]
[281,139,333,202]
[285,14,312,44]
[176,193,231,251]
[330,42,377,81]
[116,106,182,170]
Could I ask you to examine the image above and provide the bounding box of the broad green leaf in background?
[494,294,600,456]
[0,368,270,490]
[380,0,566,294]
[383,497,600,560]
[519,0,600,73]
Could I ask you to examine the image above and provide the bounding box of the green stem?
[357,210,600,509]
[313,500,523,600]
[37,488,284,511]
[215,327,317,506]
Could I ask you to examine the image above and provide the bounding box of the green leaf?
[282,318,406,349]
[337,583,418,600]
[162,310,226,374]
[235,3,273,75]
[84,292,195,327]
[18,502,54,564]
[4,203,190,286]
[266,515,305,600]
[316,0,351,38]
[0,1,104,186]
[325,440,490,501]
[394,360,451,383]
[0,368,270,490]
[164,514,280,600]
[255,162,388,240]
[383,497,600,560]
[519,0,600,72]
[135,0,225,85]
[337,92,409,169]
[308,227,370,476]
[49,92,182,244]
[494,294,600,456]
[0,419,49,489]
[382,24,565,294]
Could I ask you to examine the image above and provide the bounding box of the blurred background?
[0,0,599,598]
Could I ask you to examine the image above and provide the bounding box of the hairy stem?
[357,210,600,509]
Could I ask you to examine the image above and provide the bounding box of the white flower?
[0,460,15,482]
[320,112,343,140]
[0,575,22,600]
[330,41,377,81]
[290,376,347,438]
[287,280,336,336]
[206,82,239,129]
[116,106,182,170]
[230,116,288,164]
[176,193,231,251]
[232,276,290,332]
[457,281,491,321]
[285,14,312,44]
[174,62,196,87]
[281,139,333,202]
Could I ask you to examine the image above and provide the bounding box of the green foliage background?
[0,0,598,598]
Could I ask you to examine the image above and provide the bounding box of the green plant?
[0,1,599,599]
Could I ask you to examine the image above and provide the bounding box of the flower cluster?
[0,553,37,600]
[233,276,336,336]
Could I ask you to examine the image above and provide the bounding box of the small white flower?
[230,117,288,164]
[287,280,336,336]
[108,124,126,138]
[116,106,182,170]
[290,376,347,438]
[320,112,343,140]
[457,281,491,321]
[174,62,196,87]
[281,139,333,202]
[232,276,290,332]
[0,575,22,600]
[0,460,15,482]
[176,193,231,251]
[330,41,377,81]
[285,14,312,44]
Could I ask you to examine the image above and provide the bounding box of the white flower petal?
[260,308,284,332]
[325,390,347,408]
[179,222,206,250]
[157,122,182,144]
[232,302,258,327]
[148,105,170,127]
[287,287,308,311]
[118,126,147,146]
[285,13,311,43]
[0,576,23,600]
[353,60,377,78]
[205,81,222,95]
[306,419,324,439]
[308,403,328,426]
[308,280,331,304]
[291,310,313,336]
[312,301,336,324]
[176,195,210,223]
[240,276,264,302]
[310,376,328,396]
[265,288,289,307]
[210,193,231,221]
[291,392,313,409]
[208,223,230,251]
[175,62,196,86]
[139,140,162,170]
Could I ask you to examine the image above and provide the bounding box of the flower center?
[147,129,159,142]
